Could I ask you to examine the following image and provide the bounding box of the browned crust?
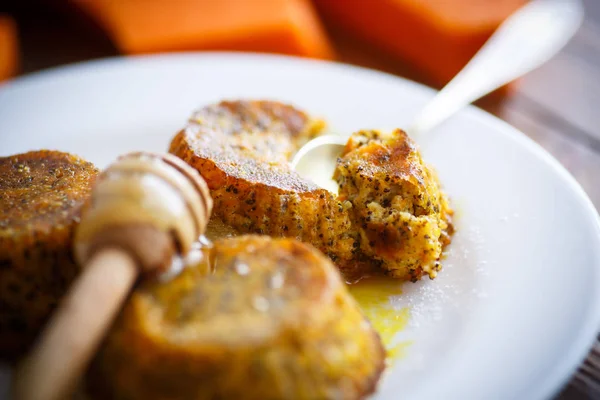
[0,150,97,359]
[89,236,385,400]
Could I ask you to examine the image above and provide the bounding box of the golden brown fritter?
[335,129,453,281]
[170,100,453,282]
[88,236,385,400]
[169,101,364,279]
[0,150,98,359]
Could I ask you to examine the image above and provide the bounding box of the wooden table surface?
[2,1,599,399]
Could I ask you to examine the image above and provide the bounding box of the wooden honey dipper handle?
[12,248,138,400]
[12,153,212,400]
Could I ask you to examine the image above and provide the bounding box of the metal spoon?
[291,0,584,192]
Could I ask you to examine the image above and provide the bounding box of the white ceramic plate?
[1,53,599,400]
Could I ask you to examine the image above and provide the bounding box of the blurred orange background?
[0,0,526,88]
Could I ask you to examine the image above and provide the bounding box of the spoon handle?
[408,0,583,138]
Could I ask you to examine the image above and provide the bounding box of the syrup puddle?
[348,277,411,365]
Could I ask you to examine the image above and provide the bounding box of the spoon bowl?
[292,134,347,192]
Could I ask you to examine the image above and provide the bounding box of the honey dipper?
[11,152,213,400]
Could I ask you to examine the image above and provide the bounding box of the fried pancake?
[170,100,453,282]
[89,236,385,400]
[0,150,98,359]
[169,101,364,279]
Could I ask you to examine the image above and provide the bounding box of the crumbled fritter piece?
[335,129,453,281]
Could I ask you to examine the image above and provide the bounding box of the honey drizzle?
[348,277,411,365]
